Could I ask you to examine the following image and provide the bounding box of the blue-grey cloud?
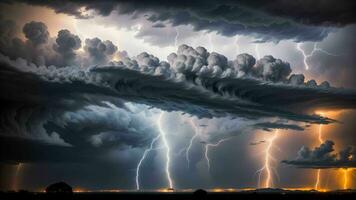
[282,140,356,169]
[6,0,356,42]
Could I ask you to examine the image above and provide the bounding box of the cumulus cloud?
[84,37,118,65]
[53,29,81,66]
[8,0,356,42]
[0,19,122,67]
[282,140,356,168]
[22,21,49,45]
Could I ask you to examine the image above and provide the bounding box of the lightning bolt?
[185,119,199,168]
[296,43,339,70]
[135,135,161,190]
[158,112,174,189]
[235,35,240,56]
[256,130,279,188]
[174,27,179,48]
[13,163,23,191]
[204,138,231,172]
[315,122,324,190]
[254,44,261,60]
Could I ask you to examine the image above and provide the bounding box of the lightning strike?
[296,43,339,70]
[13,162,23,191]
[254,44,261,60]
[158,112,174,189]
[136,135,161,190]
[204,138,231,172]
[185,119,199,168]
[235,35,240,56]
[315,123,324,190]
[256,130,279,188]
[174,27,179,48]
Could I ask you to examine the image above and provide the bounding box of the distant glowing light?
[256,130,279,188]
[343,169,348,189]
[158,112,174,189]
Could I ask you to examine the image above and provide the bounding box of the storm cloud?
[282,140,356,169]
[5,0,356,42]
[1,39,356,148]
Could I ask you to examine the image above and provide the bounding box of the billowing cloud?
[7,0,356,42]
[84,37,118,65]
[282,140,356,169]
[53,29,81,66]
[22,21,49,45]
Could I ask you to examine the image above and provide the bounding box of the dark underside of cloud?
[282,140,356,169]
[6,0,356,42]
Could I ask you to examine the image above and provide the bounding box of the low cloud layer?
[5,0,356,42]
[282,140,356,169]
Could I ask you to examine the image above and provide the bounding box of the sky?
[0,0,355,192]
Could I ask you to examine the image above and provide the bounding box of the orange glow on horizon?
[343,169,348,189]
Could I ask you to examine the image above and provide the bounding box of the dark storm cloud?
[1,41,356,148]
[282,140,356,169]
[7,0,356,42]
[253,122,305,131]
[84,37,118,65]
[53,29,81,66]
[22,21,49,45]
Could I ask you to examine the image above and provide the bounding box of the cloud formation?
[7,0,356,42]
[282,140,356,169]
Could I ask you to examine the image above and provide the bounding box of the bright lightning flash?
[185,119,199,168]
[296,43,339,70]
[136,135,161,190]
[315,120,324,190]
[158,112,174,189]
[204,138,231,172]
[256,130,279,188]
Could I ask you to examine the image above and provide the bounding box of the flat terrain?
[1,190,355,200]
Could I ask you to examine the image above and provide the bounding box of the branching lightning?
[296,43,339,70]
[136,135,161,190]
[158,112,174,189]
[185,119,199,168]
[204,138,231,172]
[256,130,279,188]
